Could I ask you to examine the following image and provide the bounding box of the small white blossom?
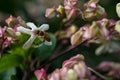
[17,22,52,49]
[116,3,120,18]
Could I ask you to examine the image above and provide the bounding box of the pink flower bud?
[45,8,56,18]
[63,54,87,79]
[64,0,78,9]
[108,70,120,79]
[35,54,89,80]
[47,54,88,80]
[34,68,47,80]
[63,54,84,68]
[0,27,12,55]
[48,69,61,80]
[96,61,113,71]
[0,27,3,38]
[83,0,106,21]
[71,30,83,45]
[6,16,19,28]
[73,62,86,78]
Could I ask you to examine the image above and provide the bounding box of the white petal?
[17,26,32,35]
[38,24,49,31]
[23,35,36,49]
[116,3,120,18]
[33,43,43,48]
[44,40,52,45]
[26,22,37,30]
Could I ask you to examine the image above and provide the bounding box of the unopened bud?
[83,0,106,21]
[71,30,83,45]
[57,5,65,15]
[83,22,98,39]
[66,25,78,37]
[116,3,120,18]
[0,27,3,38]
[17,17,27,27]
[6,16,19,27]
[15,32,21,36]
[34,68,47,80]
[115,21,120,33]
[74,62,86,78]
[45,8,56,18]
[66,69,77,80]
[96,5,106,19]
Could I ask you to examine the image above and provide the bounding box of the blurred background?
[0,0,120,69]
[0,0,120,77]
[0,0,119,26]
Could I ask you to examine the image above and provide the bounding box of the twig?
[39,40,88,68]
[22,71,29,80]
[88,67,108,80]
[0,50,3,58]
[30,58,38,70]
[44,43,63,70]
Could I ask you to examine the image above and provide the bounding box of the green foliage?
[0,0,120,79]
[0,54,23,72]
[34,33,56,61]
[11,75,18,80]
[0,68,16,80]
[10,47,28,59]
[10,34,31,58]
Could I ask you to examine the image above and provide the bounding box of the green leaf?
[34,33,56,61]
[0,54,23,72]
[10,34,31,58]
[11,75,18,80]
[10,47,29,59]
[0,68,16,80]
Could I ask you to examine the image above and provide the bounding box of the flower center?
[33,30,45,36]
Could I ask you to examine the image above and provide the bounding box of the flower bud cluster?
[0,16,25,54]
[96,61,120,79]
[5,16,25,38]
[71,18,120,45]
[1,15,52,50]
[83,0,106,21]
[45,0,106,22]
[34,54,90,80]
[55,25,77,40]
[0,27,11,53]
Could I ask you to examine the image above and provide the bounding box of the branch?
[39,40,88,68]
[88,67,108,80]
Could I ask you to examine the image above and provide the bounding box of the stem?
[22,71,28,80]
[30,58,38,70]
[88,67,107,80]
[39,40,88,68]
[0,50,3,58]
[45,43,63,70]
[0,38,8,58]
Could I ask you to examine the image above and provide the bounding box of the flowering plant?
[0,0,120,80]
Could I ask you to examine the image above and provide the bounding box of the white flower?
[116,3,120,18]
[17,22,52,49]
